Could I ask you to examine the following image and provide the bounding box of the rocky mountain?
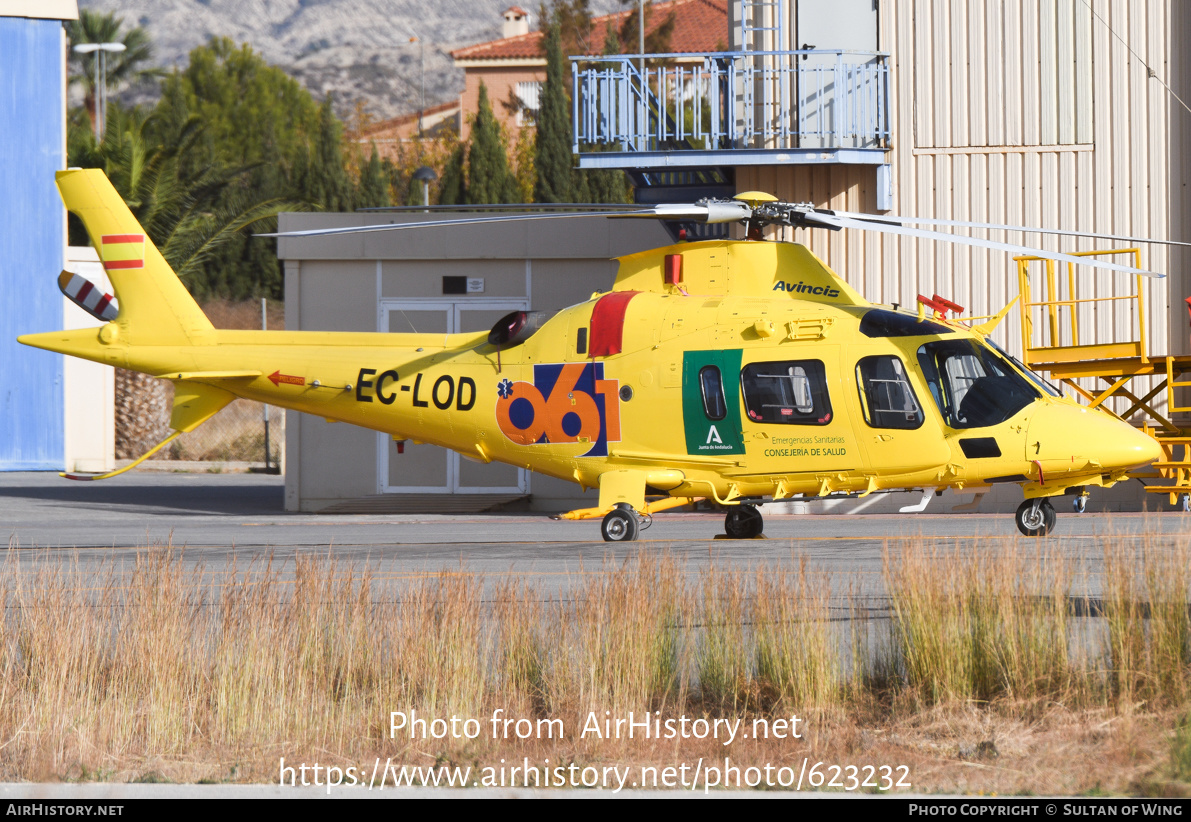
[78,0,619,122]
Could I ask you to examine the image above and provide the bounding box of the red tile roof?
[356,100,461,138]
[452,0,728,62]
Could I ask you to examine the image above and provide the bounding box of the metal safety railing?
[571,50,890,155]
[1015,248,1148,367]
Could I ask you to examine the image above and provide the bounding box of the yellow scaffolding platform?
[1015,248,1191,507]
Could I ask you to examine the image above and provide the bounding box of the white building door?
[795,0,879,149]
[377,300,529,495]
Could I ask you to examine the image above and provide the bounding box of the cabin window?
[740,360,832,425]
[917,340,1040,428]
[699,365,727,420]
[856,356,924,430]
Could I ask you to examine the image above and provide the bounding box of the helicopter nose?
[1026,403,1162,473]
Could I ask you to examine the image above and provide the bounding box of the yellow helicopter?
[21,169,1164,540]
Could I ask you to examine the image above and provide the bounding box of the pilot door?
[849,349,950,475]
[377,300,529,494]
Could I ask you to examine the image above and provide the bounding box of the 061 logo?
[495,363,620,457]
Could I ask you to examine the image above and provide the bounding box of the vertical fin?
[55,169,213,343]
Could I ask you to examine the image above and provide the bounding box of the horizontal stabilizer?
[62,381,235,481]
[155,370,262,381]
[171,381,236,432]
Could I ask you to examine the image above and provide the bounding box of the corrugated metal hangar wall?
[738,0,1190,423]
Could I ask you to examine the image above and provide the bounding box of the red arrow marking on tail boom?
[268,370,305,387]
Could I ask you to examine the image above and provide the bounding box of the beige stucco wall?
[458,63,544,143]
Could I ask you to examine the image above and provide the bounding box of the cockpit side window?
[856,356,924,430]
[740,360,832,425]
[916,340,1040,428]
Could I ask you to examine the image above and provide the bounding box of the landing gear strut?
[724,503,764,539]
[1015,498,1057,537]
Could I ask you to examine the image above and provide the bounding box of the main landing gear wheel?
[724,503,764,539]
[601,503,640,542]
[1015,498,1057,537]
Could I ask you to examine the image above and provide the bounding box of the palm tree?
[70,105,305,284]
[65,9,161,132]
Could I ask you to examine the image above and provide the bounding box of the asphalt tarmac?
[2,471,1188,602]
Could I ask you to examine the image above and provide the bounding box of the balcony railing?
[571,50,890,166]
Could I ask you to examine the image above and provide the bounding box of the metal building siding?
[0,17,65,470]
[740,0,1181,416]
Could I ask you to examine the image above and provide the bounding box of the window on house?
[515,81,541,127]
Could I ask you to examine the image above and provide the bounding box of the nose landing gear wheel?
[724,504,764,539]
[1015,498,1057,537]
[601,503,640,542]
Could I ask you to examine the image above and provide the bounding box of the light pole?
[74,42,126,140]
[639,0,645,80]
[413,166,437,210]
[405,28,425,138]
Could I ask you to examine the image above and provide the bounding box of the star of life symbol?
[497,378,514,399]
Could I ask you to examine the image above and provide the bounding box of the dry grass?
[883,541,1080,707]
[0,535,1188,793]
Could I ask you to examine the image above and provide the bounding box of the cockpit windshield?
[985,337,1063,398]
[916,339,1041,428]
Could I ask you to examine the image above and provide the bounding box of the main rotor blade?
[258,209,654,238]
[826,209,1191,250]
[259,201,752,239]
[800,211,1162,278]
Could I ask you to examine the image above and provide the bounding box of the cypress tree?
[467,82,519,204]
[438,141,467,205]
[356,143,391,207]
[300,94,354,212]
[534,21,575,203]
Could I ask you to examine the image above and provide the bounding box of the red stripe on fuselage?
[589,291,639,358]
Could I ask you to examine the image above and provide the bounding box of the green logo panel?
[682,350,745,455]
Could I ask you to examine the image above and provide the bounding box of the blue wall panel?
[0,17,65,470]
